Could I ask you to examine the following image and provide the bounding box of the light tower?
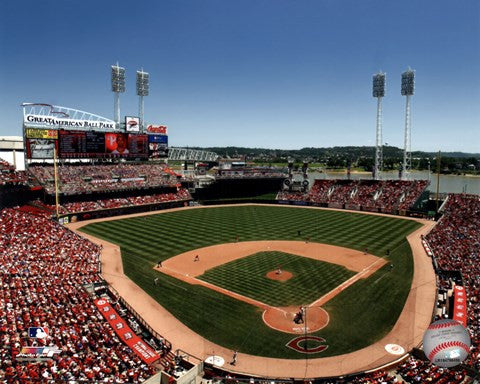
[111,63,126,125]
[401,68,415,180]
[136,69,149,132]
[372,72,386,180]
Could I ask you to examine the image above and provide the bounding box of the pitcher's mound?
[263,306,329,334]
[266,270,293,281]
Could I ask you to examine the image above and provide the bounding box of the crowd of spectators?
[395,356,467,383]
[0,207,163,382]
[306,180,336,203]
[36,189,192,214]
[28,163,182,195]
[425,194,480,372]
[277,179,429,212]
[0,160,30,187]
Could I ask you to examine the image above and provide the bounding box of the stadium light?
[136,69,149,132]
[401,68,415,180]
[372,72,386,98]
[401,69,415,96]
[111,63,126,124]
[372,72,386,180]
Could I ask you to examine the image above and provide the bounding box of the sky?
[0,0,479,152]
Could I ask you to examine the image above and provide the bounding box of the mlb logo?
[29,327,49,339]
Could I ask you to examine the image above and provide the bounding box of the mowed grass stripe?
[80,205,421,358]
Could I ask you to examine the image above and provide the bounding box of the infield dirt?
[156,240,386,333]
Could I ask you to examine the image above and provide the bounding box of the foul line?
[310,257,387,307]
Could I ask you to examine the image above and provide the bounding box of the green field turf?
[199,251,356,307]
[80,205,421,358]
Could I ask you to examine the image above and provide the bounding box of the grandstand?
[28,163,181,195]
[277,179,430,214]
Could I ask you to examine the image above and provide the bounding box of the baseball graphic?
[422,319,471,368]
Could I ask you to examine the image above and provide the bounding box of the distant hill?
[184,146,480,160]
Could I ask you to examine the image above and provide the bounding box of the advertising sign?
[25,128,58,139]
[24,114,116,130]
[146,124,167,134]
[94,299,160,364]
[125,116,140,132]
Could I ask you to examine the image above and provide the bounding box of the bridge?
[168,147,218,162]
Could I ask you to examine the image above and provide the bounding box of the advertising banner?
[25,128,58,139]
[453,286,467,327]
[125,116,140,132]
[94,298,160,364]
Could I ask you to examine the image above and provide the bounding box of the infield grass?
[199,251,356,307]
[80,204,421,358]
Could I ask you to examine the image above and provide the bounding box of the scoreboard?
[25,125,167,160]
[55,130,148,159]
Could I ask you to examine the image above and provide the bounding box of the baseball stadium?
[0,76,478,384]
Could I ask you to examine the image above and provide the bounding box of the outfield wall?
[194,177,285,200]
[60,199,190,222]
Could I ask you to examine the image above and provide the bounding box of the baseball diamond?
[72,204,437,378]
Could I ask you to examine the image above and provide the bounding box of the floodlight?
[111,65,126,93]
[401,69,415,96]
[136,70,149,96]
[372,73,386,98]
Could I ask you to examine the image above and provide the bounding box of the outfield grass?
[80,205,421,358]
[199,251,356,307]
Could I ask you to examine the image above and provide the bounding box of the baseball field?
[79,205,422,359]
